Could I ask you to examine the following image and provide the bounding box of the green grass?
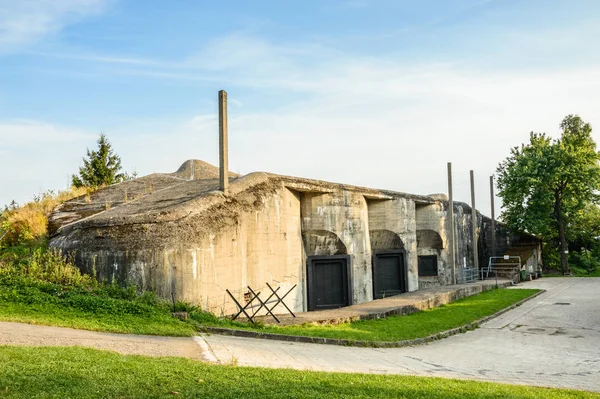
[0,275,196,336]
[0,346,596,399]
[569,267,600,277]
[0,246,541,342]
[543,268,600,277]
[0,301,195,336]
[0,273,540,342]
[218,288,541,342]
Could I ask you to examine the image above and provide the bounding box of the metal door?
[372,251,407,299]
[307,256,351,311]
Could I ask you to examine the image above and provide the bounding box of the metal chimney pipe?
[470,170,479,270]
[490,175,496,257]
[447,162,456,285]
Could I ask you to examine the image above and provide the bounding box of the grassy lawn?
[216,288,541,342]
[0,301,195,336]
[0,346,596,399]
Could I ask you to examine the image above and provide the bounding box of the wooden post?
[448,162,456,285]
[219,90,229,194]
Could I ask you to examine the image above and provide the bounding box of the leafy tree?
[72,133,126,188]
[496,115,600,274]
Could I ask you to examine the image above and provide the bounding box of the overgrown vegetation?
[1,346,597,399]
[0,248,196,336]
[0,187,89,248]
[496,115,600,274]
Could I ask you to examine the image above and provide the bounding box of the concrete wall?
[367,198,418,291]
[60,182,305,316]
[300,190,372,306]
[415,203,451,288]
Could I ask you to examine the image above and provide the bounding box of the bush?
[0,187,90,248]
[0,247,97,288]
[569,249,599,275]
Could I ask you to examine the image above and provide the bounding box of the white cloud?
[3,32,600,217]
[0,0,110,52]
[0,121,96,205]
[84,58,600,220]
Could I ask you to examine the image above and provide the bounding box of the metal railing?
[456,267,477,283]
[482,256,522,282]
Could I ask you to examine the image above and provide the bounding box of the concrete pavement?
[199,278,600,392]
[0,277,597,392]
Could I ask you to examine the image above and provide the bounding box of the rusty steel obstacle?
[226,283,297,324]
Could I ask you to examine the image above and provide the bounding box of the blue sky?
[1,0,600,214]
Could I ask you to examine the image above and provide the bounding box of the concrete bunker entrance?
[306,255,352,311]
[370,229,407,299]
[303,229,352,312]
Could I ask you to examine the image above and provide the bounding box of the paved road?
[0,278,597,391]
[200,278,600,392]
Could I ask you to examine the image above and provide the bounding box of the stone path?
[200,278,600,392]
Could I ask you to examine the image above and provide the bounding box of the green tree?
[496,115,600,274]
[72,133,126,188]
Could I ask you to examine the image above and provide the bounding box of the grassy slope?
[0,276,195,336]
[227,288,541,342]
[0,302,195,336]
[0,346,596,399]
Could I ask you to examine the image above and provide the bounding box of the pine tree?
[72,133,126,188]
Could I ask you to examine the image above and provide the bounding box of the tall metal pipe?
[470,170,479,270]
[490,175,496,257]
[448,162,456,285]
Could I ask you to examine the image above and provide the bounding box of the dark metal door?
[307,256,350,311]
[372,251,406,299]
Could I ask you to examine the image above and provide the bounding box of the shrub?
[0,187,90,248]
[0,248,97,288]
[569,249,599,275]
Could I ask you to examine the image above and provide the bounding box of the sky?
[1,0,600,217]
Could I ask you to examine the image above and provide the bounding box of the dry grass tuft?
[1,187,91,247]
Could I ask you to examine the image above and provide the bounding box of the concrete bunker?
[48,159,541,315]
[47,92,542,315]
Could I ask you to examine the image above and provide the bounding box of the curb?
[201,289,546,348]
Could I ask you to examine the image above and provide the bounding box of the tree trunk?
[555,192,569,275]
